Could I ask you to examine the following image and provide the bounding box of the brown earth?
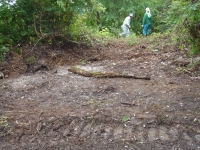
[0,37,200,150]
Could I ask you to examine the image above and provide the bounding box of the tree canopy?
[0,0,199,60]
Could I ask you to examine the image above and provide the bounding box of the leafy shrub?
[166,0,200,55]
[26,55,35,64]
[0,46,9,61]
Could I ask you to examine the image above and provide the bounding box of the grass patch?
[26,55,36,64]
[0,115,13,136]
[0,115,9,127]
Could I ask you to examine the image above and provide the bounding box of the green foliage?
[0,115,9,127]
[68,16,116,46]
[0,0,35,61]
[88,99,97,104]
[187,59,198,70]
[122,116,130,122]
[166,0,200,55]
[126,33,138,46]
[93,27,115,42]
[0,0,106,59]
[0,0,199,61]
[26,55,35,64]
[95,0,173,35]
[14,48,22,57]
[0,46,9,61]
[188,39,200,56]
[0,115,13,136]
[81,59,88,65]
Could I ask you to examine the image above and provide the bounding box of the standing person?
[142,7,152,36]
[119,13,133,38]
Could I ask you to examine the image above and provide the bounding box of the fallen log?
[68,66,150,80]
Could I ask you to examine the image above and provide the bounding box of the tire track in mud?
[14,115,200,149]
[1,43,200,149]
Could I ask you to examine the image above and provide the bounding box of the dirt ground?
[0,37,200,150]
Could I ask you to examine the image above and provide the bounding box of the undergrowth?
[0,115,13,137]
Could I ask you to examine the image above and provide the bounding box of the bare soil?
[0,37,200,150]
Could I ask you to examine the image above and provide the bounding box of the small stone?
[148,128,157,141]
[183,133,195,146]
[113,127,123,140]
[171,145,179,150]
[136,127,145,141]
[195,134,200,142]
[159,127,169,141]
[183,132,193,141]
[0,72,4,79]
[169,128,178,141]
[63,129,70,137]
[36,122,42,131]
[52,69,57,73]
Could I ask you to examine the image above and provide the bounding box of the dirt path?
[0,39,200,149]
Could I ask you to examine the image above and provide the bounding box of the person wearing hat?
[119,13,133,38]
[142,7,152,36]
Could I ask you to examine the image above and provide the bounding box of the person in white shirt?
[119,13,133,38]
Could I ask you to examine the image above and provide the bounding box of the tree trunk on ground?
[68,66,150,80]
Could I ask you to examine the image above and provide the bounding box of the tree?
[0,0,105,49]
[0,0,199,61]
[166,0,200,54]
[94,0,172,35]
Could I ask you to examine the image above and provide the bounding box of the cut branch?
[33,15,42,38]
[33,14,80,48]
[68,66,150,80]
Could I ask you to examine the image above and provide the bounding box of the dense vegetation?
[0,0,199,60]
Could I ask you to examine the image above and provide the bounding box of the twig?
[1,111,34,113]
[121,102,136,106]
[53,117,61,127]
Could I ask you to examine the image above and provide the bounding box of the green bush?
[166,0,200,55]
[0,46,9,61]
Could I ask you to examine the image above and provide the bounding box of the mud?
[0,38,200,150]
